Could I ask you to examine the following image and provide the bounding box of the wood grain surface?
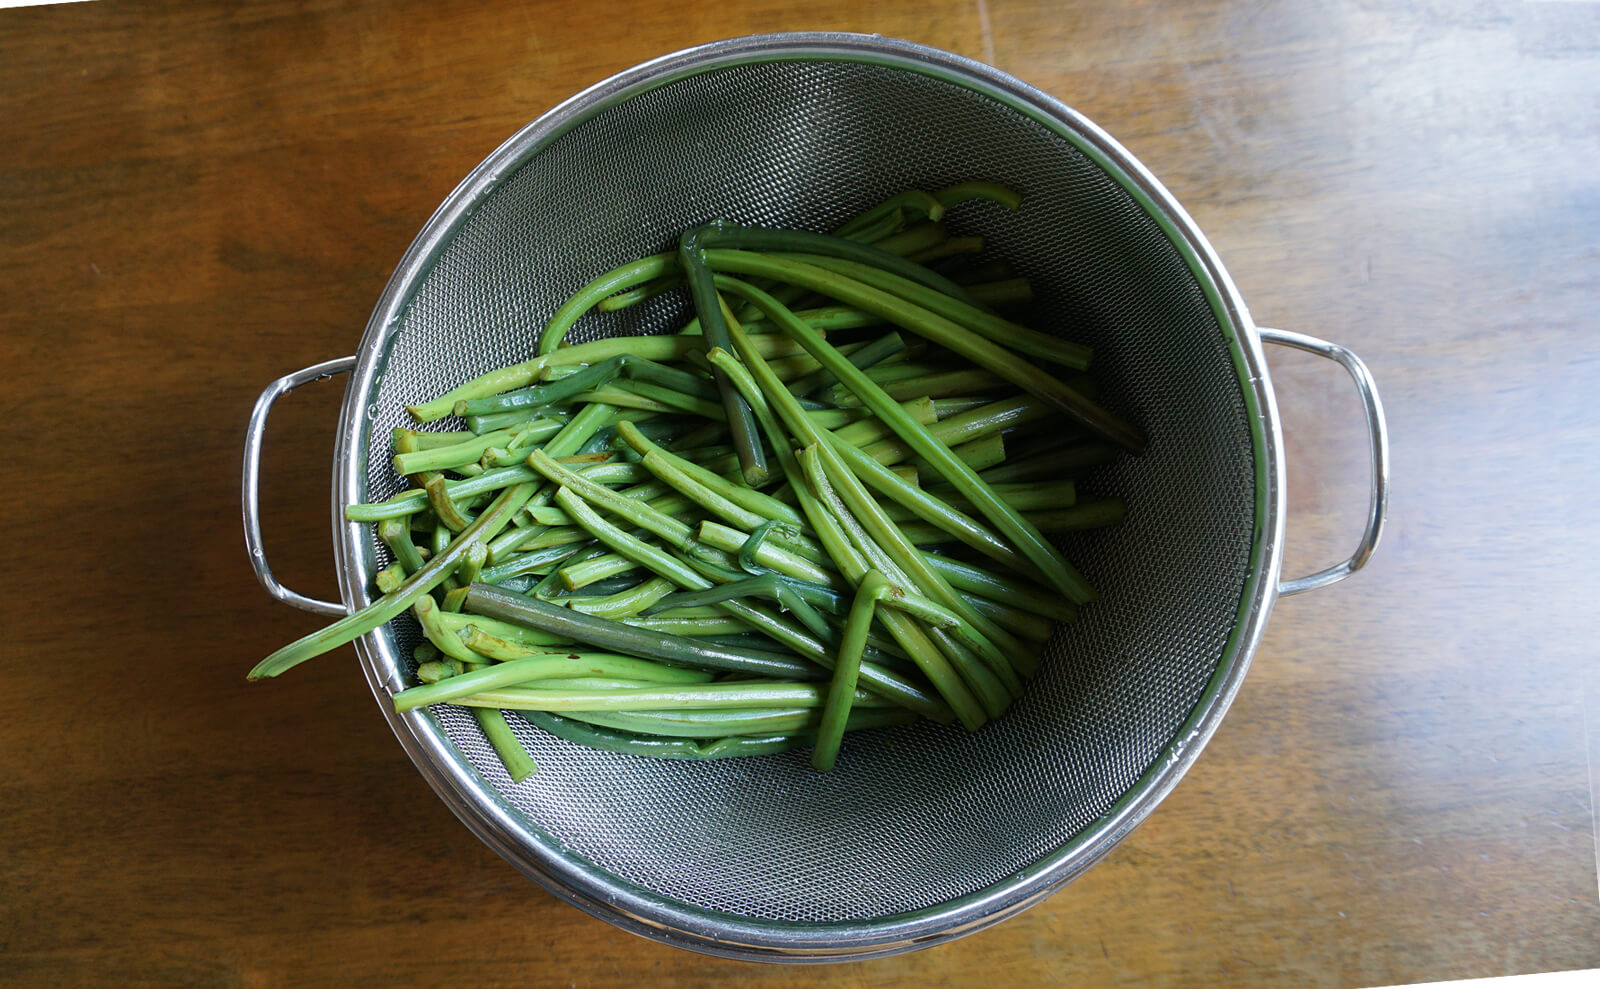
[2,1,1597,986]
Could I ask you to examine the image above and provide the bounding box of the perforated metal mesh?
[356,57,1254,926]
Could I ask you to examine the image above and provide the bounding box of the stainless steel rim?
[326,32,1287,961]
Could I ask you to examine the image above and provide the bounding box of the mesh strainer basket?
[242,33,1389,961]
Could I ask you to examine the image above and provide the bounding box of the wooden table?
[3,2,1596,985]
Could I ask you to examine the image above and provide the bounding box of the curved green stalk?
[835,189,945,237]
[596,272,682,312]
[784,253,1090,371]
[414,593,480,663]
[536,253,678,355]
[695,521,838,589]
[690,221,977,305]
[424,475,474,531]
[738,520,795,574]
[704,252,1143,453]
[647,570,835,644]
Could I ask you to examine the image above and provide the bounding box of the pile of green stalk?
[249,183,1144,775]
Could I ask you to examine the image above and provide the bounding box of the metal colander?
[243,32,1388,961]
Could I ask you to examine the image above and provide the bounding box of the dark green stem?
[463,582,821,680]
[680,225,770,485]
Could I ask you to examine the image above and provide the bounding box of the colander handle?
[242,356,357,617]
[1258,327,1390,597]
